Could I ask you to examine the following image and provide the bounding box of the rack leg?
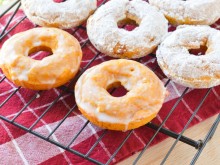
[190,114,220,165]
[146,122,203,149]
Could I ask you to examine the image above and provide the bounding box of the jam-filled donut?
[21,0,97,29]
[156,25,220,88]
[75,59,166,131]
[149,0,220,25]
[87,0,168,59]
[0,28,82,90]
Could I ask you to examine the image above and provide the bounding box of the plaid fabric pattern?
[0,1,220,164]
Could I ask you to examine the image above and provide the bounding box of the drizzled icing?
[87,0,168,59]
[75,59,166,131]
[149,0,220,25]
[156,25,220,88]
[0,27,82,90]
[21,0,97,29]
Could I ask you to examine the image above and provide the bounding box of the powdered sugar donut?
[156,26,220,88]
[149,0,220,25]
[87,0,168,59]
[21,0,97,29]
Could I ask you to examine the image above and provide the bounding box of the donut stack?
[0,0,219,131]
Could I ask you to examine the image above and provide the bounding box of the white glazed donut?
[87,0,168,59]
[75,59,166,131]
[21,0,97,29]
[156,25,220,88]
[149,0,220,25]
[0,28,82,90]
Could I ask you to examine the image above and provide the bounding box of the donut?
[21,0,97,29]
[156,25,220,88]
[87,0,168,59]
[75,59,166,131]
[149,0,220,25]
[0,27,82,90]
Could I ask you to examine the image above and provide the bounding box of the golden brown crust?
[79,105,157,131]
[0,28,82,90]
[75,59,166,131]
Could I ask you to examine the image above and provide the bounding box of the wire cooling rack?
[0,0,220,164]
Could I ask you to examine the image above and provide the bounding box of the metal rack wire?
[0,1,219,164]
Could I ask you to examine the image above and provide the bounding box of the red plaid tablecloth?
[0,1,220,164]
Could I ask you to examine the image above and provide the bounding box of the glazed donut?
[87,0,168,59]
[0,28,82,90]
[21,0,97,29]
[156,25,220,88]
[75,59,166,131]
[149,0,220,25]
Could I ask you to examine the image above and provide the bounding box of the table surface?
[0,2,220,165]
[119,114,220,165]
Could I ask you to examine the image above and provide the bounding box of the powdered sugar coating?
[149,0,220,25]
[156,25,220,88]
[87,0,168,59]
[21,0,97,29]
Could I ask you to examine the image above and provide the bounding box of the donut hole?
[53,0,66,3]
[117,18,139,31]
[107,81,129,97]
[189,45,208,56]
[130,68,134,72]
[28,46,53,60]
